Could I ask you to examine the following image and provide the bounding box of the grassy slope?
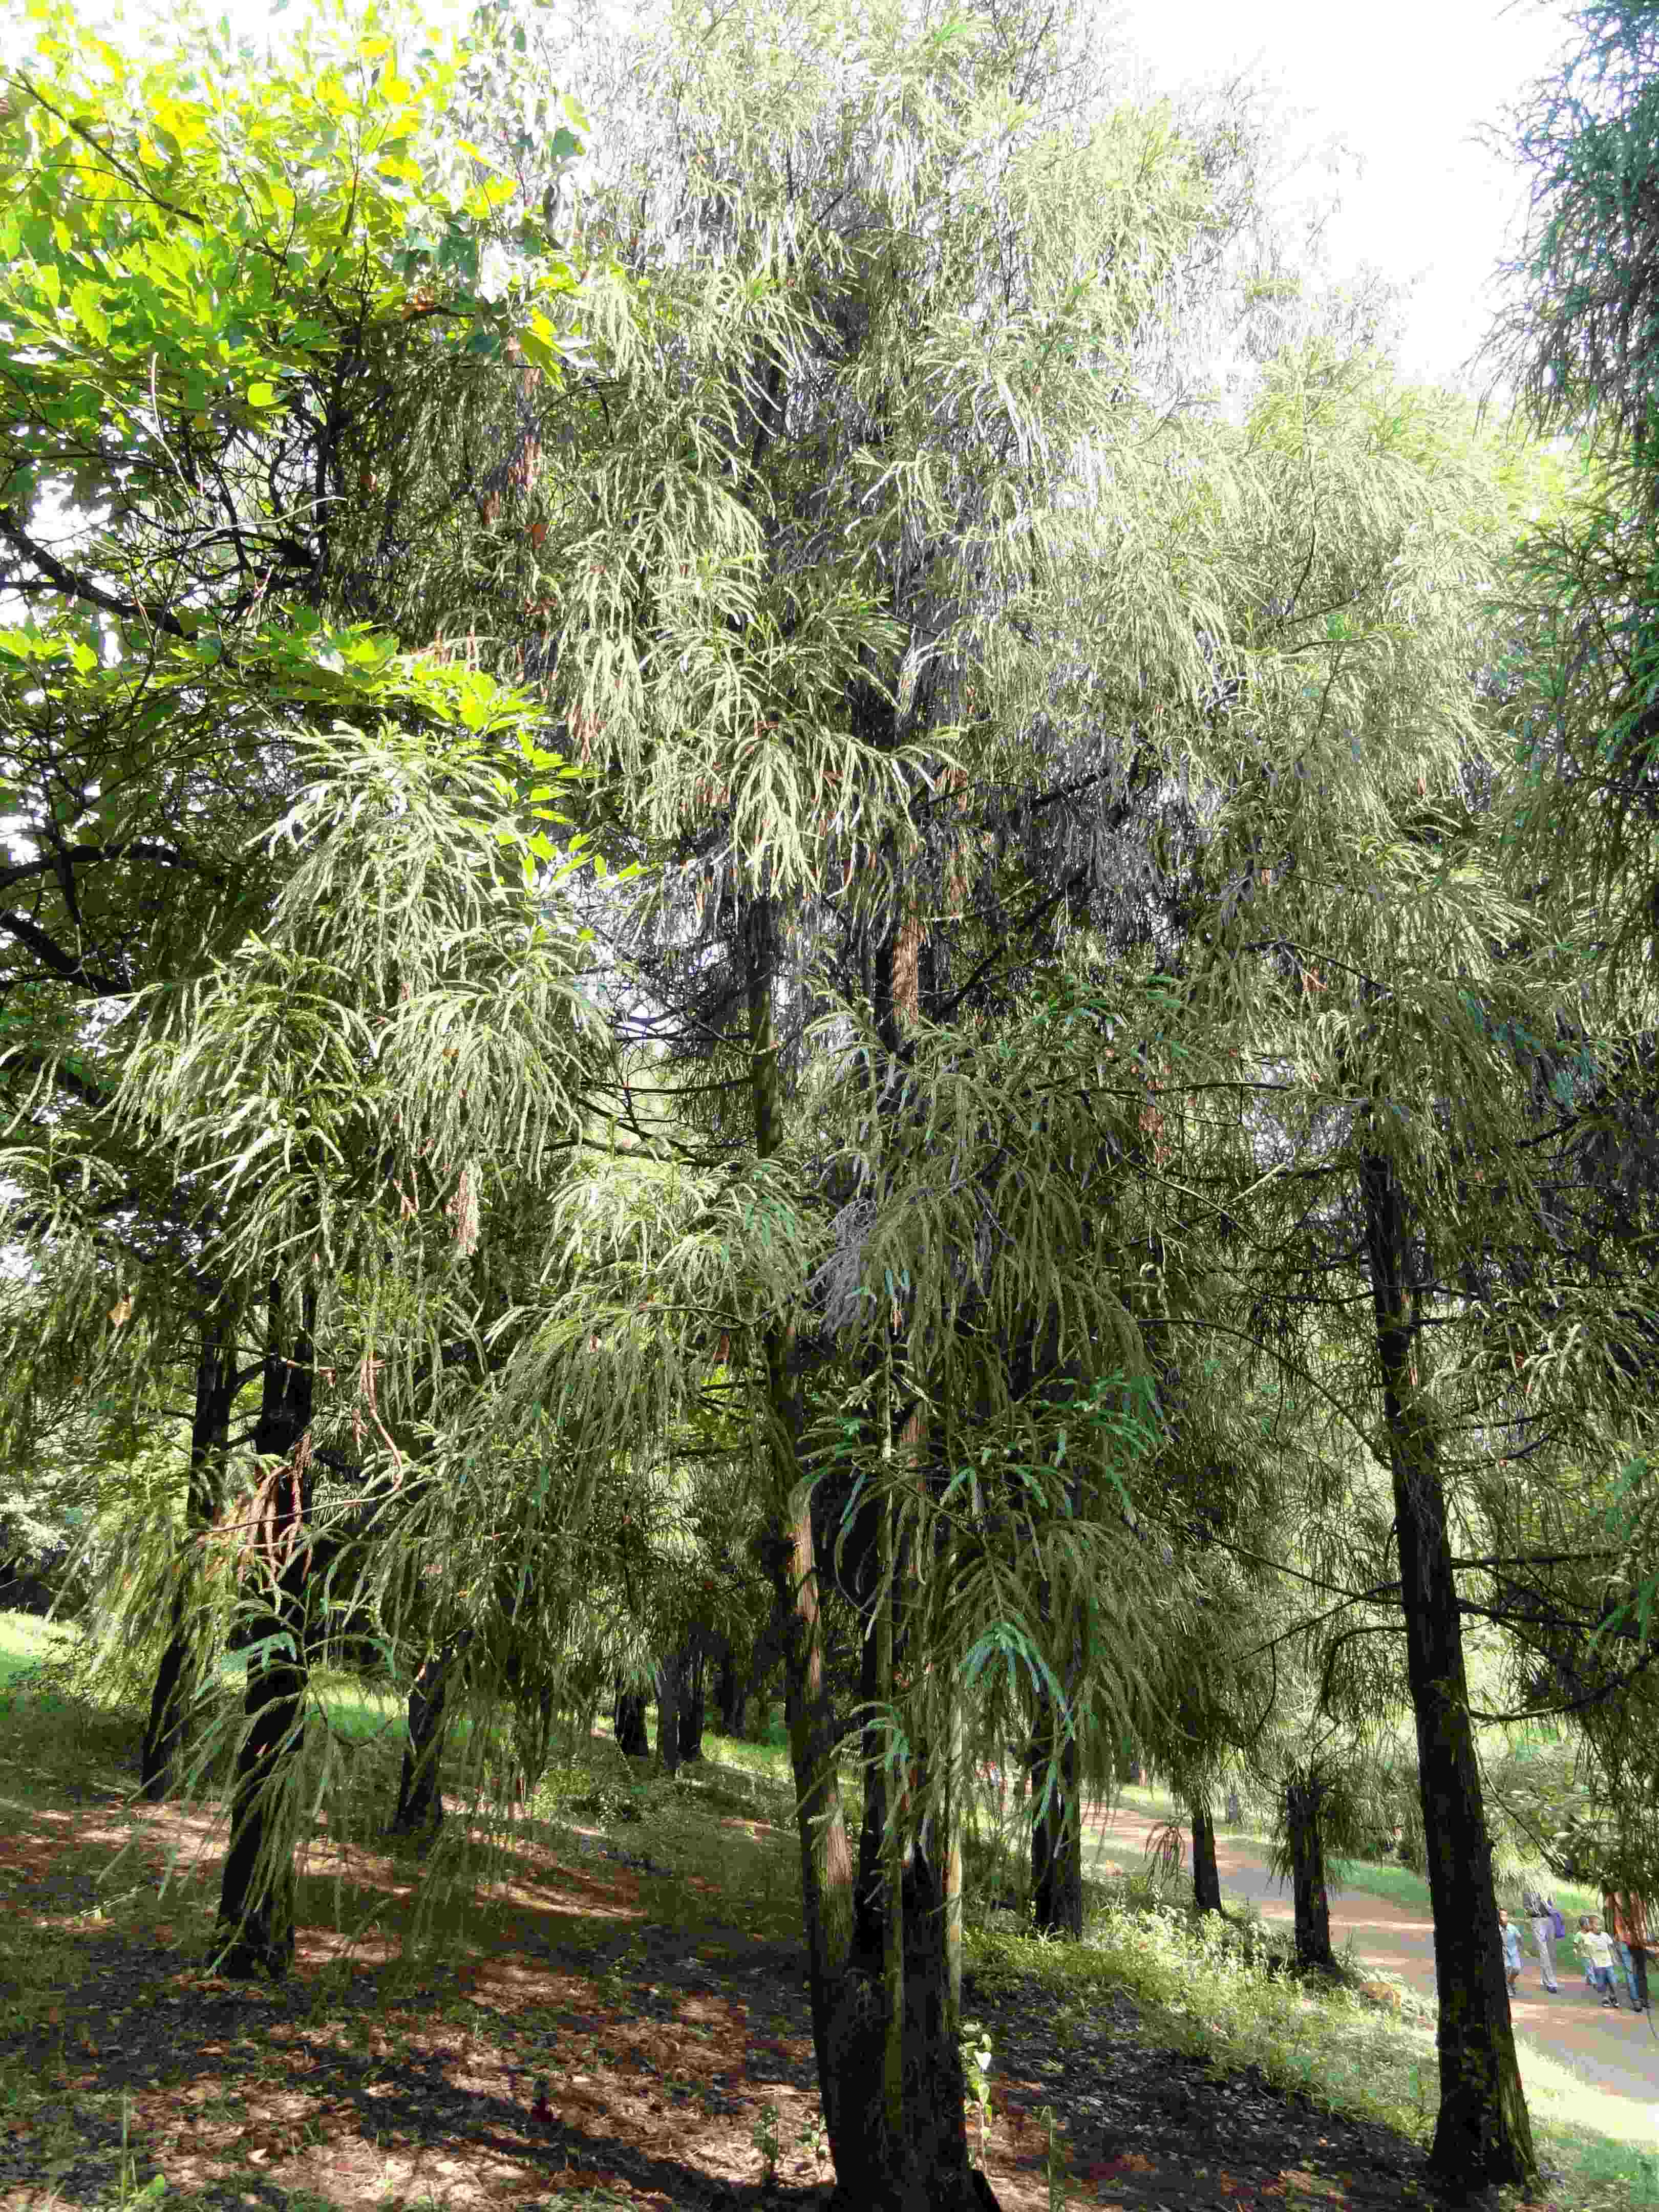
[2,1609,1655,2212]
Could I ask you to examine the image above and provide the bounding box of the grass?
[1,1606,1655,2212]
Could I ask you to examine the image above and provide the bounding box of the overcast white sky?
[1108,0,1583,419]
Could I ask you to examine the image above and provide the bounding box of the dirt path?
[1079,1800,1659,2109]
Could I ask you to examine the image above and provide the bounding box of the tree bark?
[1030,1681,1083,1938]
[214,1279,316,1980]
[713,1635,747,1738]
[678,1640,706,1761]
[1285,1771,1334,1969]
[390,1639,463,1838]
[1361,1144,1537,2192]
[654,1647,686,1776]
[613,1675,649,1757]
[1191,1798,1223,1916]
[142,1302,236,1800]
[854,1585,888,1962]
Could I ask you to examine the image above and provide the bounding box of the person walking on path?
[1577,1914,1597,1987]
[1582,1915,1626,2010]
[1603,1887,1651,2014]
[1499,1908,1523,1996]
[1522,1876,1562,1991]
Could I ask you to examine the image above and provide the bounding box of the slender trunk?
[215,1279,317,1980]
[854,1580,888,1961]
[1361,1145,1536,2192]
[1285,1773,1333,1968]
[749,894,857,2168]
[751,892,996,2210]
[613,1676,649,1757]
[1029,1681,1083,1938]
[713,1636,747,1738]
[391,1638,465,1838]
[1027,1444,1084,1941]
[655,1647,685,1777]
[678,1642,706,1762]
[142,1302,236,1800]
[1191,1798,1223,1916]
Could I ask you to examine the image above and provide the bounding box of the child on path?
[1578,1913,1596,1987]
[1499,1908,1522,1995]
[1582,1915,1625,2009]
[1521,1877,1562,1992]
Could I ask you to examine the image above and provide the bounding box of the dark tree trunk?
[1192,1798,1223,1916]
[677,1641,706,1762]
[713,1637,747,1738]
[1029,1683,1083,1939]
[142,1303,236,1801]
[654,1647,685,1776]
[1285,1772,1334,1969]
[823,1738,994,2212]
[1361,1146,1537,2192]
[214,1279,317,1981]
[853,1579,888,1962]
[391,1640,463,1839]
[750,892,999,2210]
[613,1675,649,1757]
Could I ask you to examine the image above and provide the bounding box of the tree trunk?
[613,1675,649,1758]
[768,1412,865,2187]
[142,1303,236,1800]
[1361,1145,1537,2192]
[714,1637,747,1738]
[214,1279,316,1980]
[750,894,998,2209]
[854,1586,888,1962]
[1285,1772,1334,1969]
[655,1647,685,1776]
[391,1640,462,1838]
[678,1641,706,1762]
[1029,1681,1083,1939]
[1191,1798,1223,1916]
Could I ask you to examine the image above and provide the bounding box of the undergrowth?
[1,1610,1655,2212]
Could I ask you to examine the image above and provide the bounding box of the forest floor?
[0,1625,1655,2212]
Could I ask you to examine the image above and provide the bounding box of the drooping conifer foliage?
[6,0,1659,2203]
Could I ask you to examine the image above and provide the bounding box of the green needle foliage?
[7,0,1657,2203]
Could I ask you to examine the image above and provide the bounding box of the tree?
[1462,0,1659,1910]
[1140,350,1617,2189]
[333,0,1266,2195]
[410,4,1586,2197]
[0,0,598,1817]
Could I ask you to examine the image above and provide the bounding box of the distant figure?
[1389,1823,1403,1860]
[1498,1907,1522,1995]
[1521,1876,1562,1992]
[1225,1784,1241,1826]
